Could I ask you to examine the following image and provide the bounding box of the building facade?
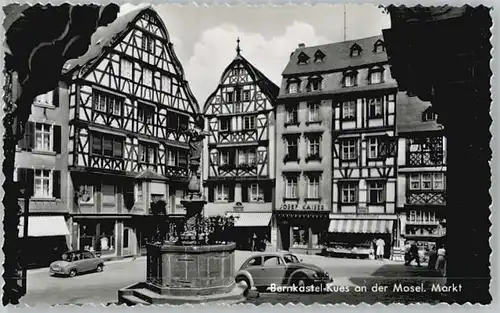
[327,36,398,258]
[61,7,199,259]
[202,43,279,250]
[274,43,334,254]
[14,87,71,268]
[395,92,447,251]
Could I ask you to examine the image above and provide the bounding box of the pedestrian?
[427,245,437,269]
[405,242,421,266]
[404,241,411,264]
[376,237,385,260]
[435,245,446,275]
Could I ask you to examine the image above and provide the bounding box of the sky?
[119,3,391,108]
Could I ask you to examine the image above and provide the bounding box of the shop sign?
[278,203,328,211]
[329,213,398,220]
[357,206,368,214]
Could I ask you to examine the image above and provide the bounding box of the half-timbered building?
[14,87,71,267]
[327,36,398,258]
[275,43,335,255]
[202,41,279,250]
[395,93,447,253]
[61,7,199,259]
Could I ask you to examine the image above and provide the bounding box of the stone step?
[120,295,150,306]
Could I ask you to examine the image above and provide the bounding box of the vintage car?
[235,252,333,292]
[49,250,104,277]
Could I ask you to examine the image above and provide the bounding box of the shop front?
[226,211,272,251]
[18,215,71,268]
[274,211,330,255]
[326,214,397,259]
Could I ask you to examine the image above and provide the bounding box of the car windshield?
[283,254,300,264]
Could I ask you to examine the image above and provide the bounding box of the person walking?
[435,245,446,275]
[427,245,438,269]
[405,241,421,266]
[376,237,385,260]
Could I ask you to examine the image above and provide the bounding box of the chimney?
[298,43,305,48]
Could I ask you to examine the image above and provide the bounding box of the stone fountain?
[118,124,246,305]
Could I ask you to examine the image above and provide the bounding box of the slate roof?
[396,91,443,134]
[282,35,387,76]
[203,53,280,114]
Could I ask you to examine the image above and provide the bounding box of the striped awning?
[328,219,394,234]
[227,212,272,227]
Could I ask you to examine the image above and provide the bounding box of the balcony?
[407,152,444,167]
[406,191,446,205]
[406,220,441,226]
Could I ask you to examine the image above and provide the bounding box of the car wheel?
[235,276,251,295]
[292,274,309,289]
[96,264,104,272]
[69,269,77,277]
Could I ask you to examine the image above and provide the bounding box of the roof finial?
[236,37,241,55]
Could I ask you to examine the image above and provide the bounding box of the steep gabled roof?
[396,91,443,134]
[203,53,280,114]
[282,35,387,76]
[62,6,200,114]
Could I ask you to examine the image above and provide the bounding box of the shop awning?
[328,219,394,234]
[227,212,272,227]
[18,216,70,237]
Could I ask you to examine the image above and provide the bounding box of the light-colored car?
[235,252,333,292]
[49,250,104,277]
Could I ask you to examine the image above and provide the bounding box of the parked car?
[49,250,104,277]
[235,252,333,292]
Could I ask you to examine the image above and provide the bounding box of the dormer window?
[423,106,438,122]
[350,43,362,57]
[373,39,385,53]
[306,76,323,92]
[287,78,301,94]
[314,49,326,63]
[369,66,385,84]
[343,69,357,88]
[297,52,310,65]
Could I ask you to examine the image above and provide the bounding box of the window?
[407,136,444,166]
[373,40,385,53]
[367,181,385,204]
[308,102,320,122]
[297,52,310,65]
[344,73,356,87]
[220,117,231,131]
[91,133,123,158]
[409,173,445,191]
[140,143,157,164]
[367,137,379,159]
[135,183,143,202]
[307,136,320,158]
[121,58,133,80]
[231,68,239,76]
[220,151,230,165]
[178,150,188,167]
[423,107,438,121]
[286,105,298,124]
[79,185,94,203]
[142,33,154,53]
[162,75,171,93]
[288,82,299,94]
[285,176,298,198]
[234,102,241,113]
[92,91,123,115]
[350,44,362,57]
[210,151,219,165]
[285,137,298,161]
[34,123,52,151]
[34,169,51,198]
[342,101,356,120]
[368,97,383,118]
[238,149,256,165]
[314,50,325,63]
[34,91,53,106]
[369,70,383,84]
[308,78,322,92]
[292,225,308,248]
[167,149,177,166]
[408,210,436,223]
[138,103,155,125]
[263,256,282,267]
[215,184,229,201]
[243,116,255,130]
[167,112,188,131]
[243,90,250,101]
[226,91,234,103]
[341,182,357,204]
[143,68,153,87]
[307,175,320,198]
[247,257,262,267]
[249,184,264,202]
[341,139,357,160]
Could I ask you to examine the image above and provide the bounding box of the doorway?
[122,227,134,256]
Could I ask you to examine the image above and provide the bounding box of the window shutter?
[264,183,272,202]
[241,184,248,202]
[53,125,62,153]
[228,184,235,202]
[25,122,35,151]
[26,169,34,197]
[52,87,60,107]
[52,170,61,199]
[208,186,214,202]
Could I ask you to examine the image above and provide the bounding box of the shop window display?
[292,226,309,248]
